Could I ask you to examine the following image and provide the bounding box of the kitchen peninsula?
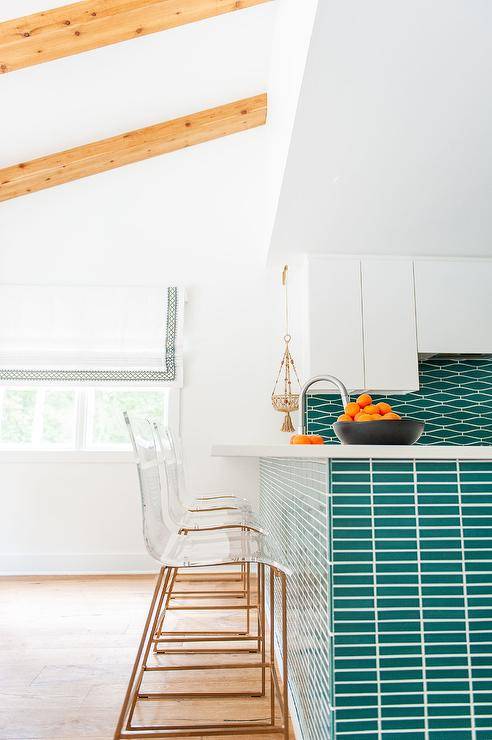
[213,444,492,740]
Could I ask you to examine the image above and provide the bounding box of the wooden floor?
[0,574,291,740]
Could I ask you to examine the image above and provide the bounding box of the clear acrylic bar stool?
[152,421,267,609]
[149,419,263,649]
[129,415,263,654]
[114,415,291,739]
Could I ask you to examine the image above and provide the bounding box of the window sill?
[0,450,135,464]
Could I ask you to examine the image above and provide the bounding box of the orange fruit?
[371,414,383,420]
[290,434,313,444]
[337,414,353,422]
[382,412,401,420]
[364,404,380,415]
[355,413,372,422]
[309,434,325,444]
[377,402,392,415]
[356,393,372,408]
[345,402,360,418]
[354,412,365,421]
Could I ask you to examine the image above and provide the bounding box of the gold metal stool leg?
[114,563,289,739]
[154,563,262,655]
[113,567,171,740]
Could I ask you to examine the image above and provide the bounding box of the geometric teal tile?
[307,354,492,445]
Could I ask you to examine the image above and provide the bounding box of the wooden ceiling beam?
[0,0,271,74]
[0,93,267,202]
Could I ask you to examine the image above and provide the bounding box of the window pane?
[90,390,167,446]
[0,389,36,444]
[41,390,77,445]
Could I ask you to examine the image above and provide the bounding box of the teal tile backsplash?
[306,355,492,446]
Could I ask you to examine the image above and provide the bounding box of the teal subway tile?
[335,658,377,670]
[331,472,371,483]
[373,484,415,494]
[417,473,459,483]
[331,460,371,471]
[375,518,417,529]
[426,693,471,705]
[335,719,378,733]
[417,462,459,471]
[336,707,378,720]
[374,494,415,505]
[332,484,372,494]
[335,646,377,658]
[372,472,415,482]
[417,483,459,493]
[381,718,426,731]
[333,495,372,506]
[377,585,419,596]
[371,461,414,471]
[460,461,492,470]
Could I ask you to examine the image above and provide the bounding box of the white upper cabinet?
[304,256,365,391]
[361,260,419,391]
[414,260,492,353]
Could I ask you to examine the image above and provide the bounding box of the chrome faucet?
[298,375,350,435]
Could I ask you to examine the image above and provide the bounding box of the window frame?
[0,385,180,459]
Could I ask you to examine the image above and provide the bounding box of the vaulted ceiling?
[1,0,491,275]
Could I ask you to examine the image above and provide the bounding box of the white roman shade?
[0,285,183,386]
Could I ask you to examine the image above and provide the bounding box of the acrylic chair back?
[151,421,189,524]
[124,413,175,562]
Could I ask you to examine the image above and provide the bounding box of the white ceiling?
[2,1,492,268]
[269,0,492,259]
[0,1,276,282]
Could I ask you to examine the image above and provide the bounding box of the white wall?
[0,0,292,574]
[269,0,492,259]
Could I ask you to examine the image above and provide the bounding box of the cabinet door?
[415,260,492,353]
[362,260,419,391]
[305,256,365,391]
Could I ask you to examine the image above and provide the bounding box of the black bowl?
[333,418,424,445]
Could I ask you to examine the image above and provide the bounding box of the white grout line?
[368,458,383,738]
[456,459,478,740]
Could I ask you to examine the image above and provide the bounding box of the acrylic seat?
[114,415,290,740]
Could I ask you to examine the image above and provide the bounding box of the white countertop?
[212,444,492,460]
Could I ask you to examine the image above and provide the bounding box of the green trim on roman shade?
[0,285,181,386]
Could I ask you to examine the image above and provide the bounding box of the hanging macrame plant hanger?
[271,265,302,433]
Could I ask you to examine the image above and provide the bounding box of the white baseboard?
[0,552,159,575]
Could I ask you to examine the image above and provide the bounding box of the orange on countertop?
[290,434,325,444]
[345,402,361,418]
[290,434,311,444]
[356,393,373,408]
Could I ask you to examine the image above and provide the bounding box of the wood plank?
[0,574,292,739]
[0,0,271,74]
[0,93,267,202]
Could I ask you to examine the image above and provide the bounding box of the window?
[0,387,172,450]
